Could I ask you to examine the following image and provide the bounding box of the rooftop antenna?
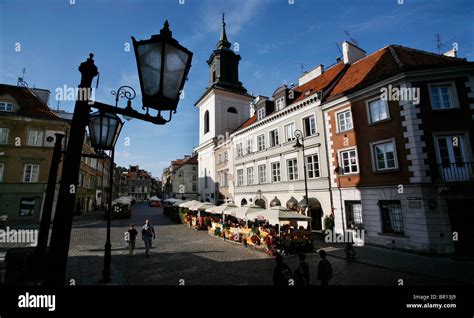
[335,42,343,55]
[17,68,29,87]
[344,30,359,47]
[56,100,60,111]
[299,63,305,74]
[435,33,446,54]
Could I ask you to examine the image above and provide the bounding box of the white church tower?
[194,14,253,203]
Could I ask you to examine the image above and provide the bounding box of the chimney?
[342,41,366,64]
[31,88,51,105]
[443,48,457,58]
[298,65,324,86]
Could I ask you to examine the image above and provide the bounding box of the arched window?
[241,198,248,207]
[226,107,239,131]
[204,110,210,134]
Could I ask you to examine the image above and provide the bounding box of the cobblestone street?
[64,204,462,286]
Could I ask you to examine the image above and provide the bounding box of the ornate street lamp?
[48,21,193,286]
[293,129,309,218]
[88,111,123,283]
[132,20,193,120]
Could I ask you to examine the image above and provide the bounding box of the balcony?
[437,162,474,182]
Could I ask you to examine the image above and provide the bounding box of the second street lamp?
[293,129,310,219]
[89,111,124,151]
[88,111,123,283]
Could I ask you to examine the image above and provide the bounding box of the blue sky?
[1,0,473,177]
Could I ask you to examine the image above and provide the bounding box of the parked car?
[148,196,162,207]
[149,200,161,208]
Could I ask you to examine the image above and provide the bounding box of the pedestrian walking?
[141,219,155,257]
[294,253,310,286]
[317,249,332,286]
[126,224,138,255]
[273,255,292,286]
[345,242,356,261]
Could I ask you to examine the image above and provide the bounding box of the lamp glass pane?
[89,115,102,147]
[105,116,114,147]
[112,119,123,147]
[137,42,163,96]
[163,43,189,99]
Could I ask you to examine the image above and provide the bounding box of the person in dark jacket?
[127,224,138,255]
[294,253,310,286]
[273,255,292,286]
[317,250,332,286]
[141,219,155,257]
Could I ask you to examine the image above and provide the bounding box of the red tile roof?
[0,84,60,120]
[328,45,471,98]
[231,44,472,134]
[293,62,346,103]
[233,62,346,133]
[172,154,198,168]
[236,113,257,130]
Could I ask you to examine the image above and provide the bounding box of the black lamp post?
[47,20,192,286]
[293,129,309,218]
[88,111,123,283]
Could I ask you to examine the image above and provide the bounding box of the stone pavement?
[1,204,471,286]
[64,204,462,286]
[322,244,474,285]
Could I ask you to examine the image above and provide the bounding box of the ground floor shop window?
[345,201,363,229]
[379,200,404,235]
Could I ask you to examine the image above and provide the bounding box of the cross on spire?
[217,12,230,49]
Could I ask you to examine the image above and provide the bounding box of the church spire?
[217,13,231,49]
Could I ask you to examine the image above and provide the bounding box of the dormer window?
[0,102,13,112]
[304,90,311,96]
[275,97,285,111]
[257,107,266,120]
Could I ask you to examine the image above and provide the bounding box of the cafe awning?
[205,202,238,214]
[223,204,264,220]
[179,200,202,208]
[246,206,312,226]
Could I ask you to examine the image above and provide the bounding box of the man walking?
[141,219,155,257]
[317,249,333,286]
[294,253,310,286]
[127,224,138,255]
[273,255,292,286]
